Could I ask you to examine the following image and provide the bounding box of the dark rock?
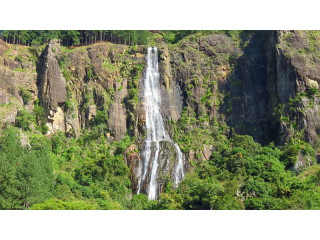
[38,39,67,113]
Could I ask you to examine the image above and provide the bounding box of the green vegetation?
[0,124,134,209]
[0,127,53,209]
[57,54,71,81]
[10,86,319,210]
[15,109,36,131]
[19,87,32,105]
[155,133,320,210]
[33,102,49,134]
[15,102,48,134]
[1,30,152,46]
[279,30,320,64]
[0,30,245,47]
[3,115,320,209]
[159,30,242,44]
[1,30,320,210]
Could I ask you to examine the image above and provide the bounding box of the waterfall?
[137,47,185,200]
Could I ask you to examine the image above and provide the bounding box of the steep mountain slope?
[1,31,320,209]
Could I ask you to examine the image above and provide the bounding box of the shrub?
[33,103,48,134]
[15,109,36,131]
[306,87,318,99]
[31,199,98,210]
[19,87,32,105]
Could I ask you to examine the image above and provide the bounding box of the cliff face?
[35,41,146,139]
[167,34,241,122]
[1,30,320,185]
[275,31,320,146]
[225,31,276,144]
[158,31,320,170]
[0,39,37,127]
[38,40,67,114]
[163,31,320,149]
[38,40,67,135]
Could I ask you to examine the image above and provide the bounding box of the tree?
[0,127,54,209]
[176,173,224,209]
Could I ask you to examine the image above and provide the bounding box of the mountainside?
[1,30,320,209]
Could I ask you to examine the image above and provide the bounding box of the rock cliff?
[0,39,37,127]
[1,30,320,189]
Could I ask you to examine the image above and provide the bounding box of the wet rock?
[131,140,183,197]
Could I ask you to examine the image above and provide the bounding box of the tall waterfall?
[137,47,185,200]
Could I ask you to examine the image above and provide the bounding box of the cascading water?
[137,47,185,200]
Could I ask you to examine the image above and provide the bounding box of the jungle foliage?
[1,119,320,210]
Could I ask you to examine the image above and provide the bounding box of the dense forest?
[0,30,238,46]
[0,30,152,46]
[1,30,320,210]
[2,112,320,210]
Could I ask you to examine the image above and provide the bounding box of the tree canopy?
[0,30,152,46]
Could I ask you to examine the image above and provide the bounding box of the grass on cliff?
[280,30,320,64]
[159,30,242,45]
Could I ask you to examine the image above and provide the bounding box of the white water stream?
[137,47,184,200]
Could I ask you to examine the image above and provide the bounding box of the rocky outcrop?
[158,31,320,171]
[125,144,141,193]
[184,31,320,148]
[203,144,213,160]
[46,107,65,135]
[0,40,37,127]
[38,40,67,113]
[293,150,314,172]
[158,46,183,122]
[275,31,320,146]
[38,40,67,134]
[35,41,146,138]
[108,98,127,140]
[169,34,242,122]
[224,31,278,144]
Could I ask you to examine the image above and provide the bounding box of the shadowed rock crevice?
[222,31,278,144]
